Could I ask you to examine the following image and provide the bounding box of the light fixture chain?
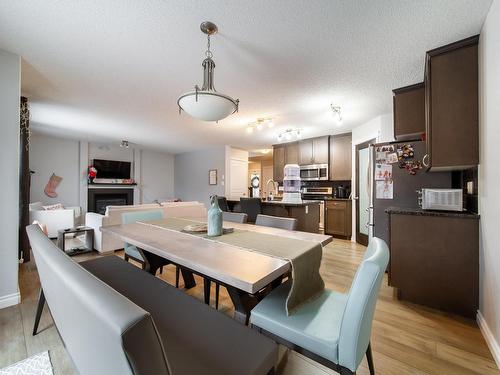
[206,35,213,58]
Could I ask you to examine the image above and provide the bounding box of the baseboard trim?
[477,311,500,369]
[0,291,21,309]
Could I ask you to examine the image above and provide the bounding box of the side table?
[56,226,94,256]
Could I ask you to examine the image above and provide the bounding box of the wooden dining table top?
[102,218,332,294]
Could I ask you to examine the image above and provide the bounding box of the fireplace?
[88,188,134,214]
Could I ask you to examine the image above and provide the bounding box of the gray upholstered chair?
[240,197,262,223]
[255,214,298,231]
[223,211,248,223]
[251,237,390,375]
[26,225,170,375]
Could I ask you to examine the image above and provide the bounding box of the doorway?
[355,139,375,246]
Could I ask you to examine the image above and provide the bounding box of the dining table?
[102,217,332,324]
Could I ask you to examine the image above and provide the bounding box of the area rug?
[0,352,54,375]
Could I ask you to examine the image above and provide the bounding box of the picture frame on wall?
[209,169,217,185]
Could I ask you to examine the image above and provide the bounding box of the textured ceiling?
[0,0,492,153]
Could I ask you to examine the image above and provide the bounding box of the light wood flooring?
[1,238,499,375]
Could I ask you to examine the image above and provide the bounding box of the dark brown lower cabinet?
[325,200,352,239]
[388,213,479,319]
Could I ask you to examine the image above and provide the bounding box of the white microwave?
[420,188,463,211]
[299,164,329,181]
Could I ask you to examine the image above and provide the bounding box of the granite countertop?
[262,200,320,206]
[385,206,480,219]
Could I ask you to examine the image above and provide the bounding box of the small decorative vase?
[207,195,223,237]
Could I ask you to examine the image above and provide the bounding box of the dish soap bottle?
[207,195,223,237]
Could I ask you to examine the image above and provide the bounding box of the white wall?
[351,113,394,241]
[29,133,175,209]
[0,49,20,309]
[174,146,227,207]
[30,133,80,207]
[478,0,500,366]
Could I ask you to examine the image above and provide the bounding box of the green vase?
[207,195,223,237]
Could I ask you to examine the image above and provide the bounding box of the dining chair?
[217,196,230,212]
[255,214,298,231]
[122,210,181,287]
[250,237,390,375]
[239,197,262,223]
[223,211,248,223]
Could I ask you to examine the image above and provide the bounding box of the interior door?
[229,159,249,200]
[355,139,375,246]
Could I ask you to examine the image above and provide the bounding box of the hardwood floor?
[1,238,498,375]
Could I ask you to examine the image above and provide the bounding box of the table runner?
[140,217,325,315]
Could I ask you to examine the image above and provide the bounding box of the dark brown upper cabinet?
[393,82,425,141]
[298,136,329,165]
[285,142,299,165]
[330,134,352,181]
[272,144,285,182]
[425,35,479,171]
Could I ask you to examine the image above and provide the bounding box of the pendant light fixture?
[177,22,239,122]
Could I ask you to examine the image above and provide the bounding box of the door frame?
[355,139,375,246]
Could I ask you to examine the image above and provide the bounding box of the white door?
[229,159,248,200]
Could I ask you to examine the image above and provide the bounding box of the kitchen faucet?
[266,179,279,201]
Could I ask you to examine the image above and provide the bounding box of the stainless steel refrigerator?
[368,140,452,245]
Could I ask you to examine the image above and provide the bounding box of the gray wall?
[141,149,175,203]
[174,146,226,208]
[0,49,20,308]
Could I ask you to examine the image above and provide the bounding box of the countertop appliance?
[299,164,329,181]
[302,187,333,231]
[335,185,350,199]
[282,164,302,203]
[367,140,452,245]
[419,188,463,211]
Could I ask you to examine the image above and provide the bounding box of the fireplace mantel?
[87,187,134,214]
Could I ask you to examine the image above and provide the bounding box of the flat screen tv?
[93,159,131,179]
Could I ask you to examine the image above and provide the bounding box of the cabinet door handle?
[422,154,430,167]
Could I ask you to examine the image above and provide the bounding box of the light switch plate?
[467,181,474,195]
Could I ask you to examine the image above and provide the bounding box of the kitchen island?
[228,199,320,233]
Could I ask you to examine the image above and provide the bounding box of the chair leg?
[215,283,220,310]
[159,265,163,274]
[366,342,375,375]
[124,254,129,262]
[175,266,180,288]
[33,288,46,336]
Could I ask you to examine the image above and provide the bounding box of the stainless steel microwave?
[299,164,329,181]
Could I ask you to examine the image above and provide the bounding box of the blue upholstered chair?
[122,210,180,285]
[250,237,390,375]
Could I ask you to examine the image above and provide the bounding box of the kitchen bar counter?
[262,200,320,207]
[385,206,479,219]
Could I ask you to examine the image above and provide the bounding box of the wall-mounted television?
[93,159,131,179]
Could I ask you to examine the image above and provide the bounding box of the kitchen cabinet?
[298,136,329,165]
[393,82,425,141]
[425,35,479,171]
[285,142,299,164]
[388,211,479,318]
[272,144,285,182]
[329,134,352,180]
[325,199,352,239]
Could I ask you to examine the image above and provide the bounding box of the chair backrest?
[26,225,170,375]
[239,197,262,223]
[223,211,248,223]
[338,237,390,372]
[122,210,164,254]
[255,214,298,231]
[217,197,229,212]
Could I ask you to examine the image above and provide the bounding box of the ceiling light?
[256,123,263,131]
[246,127,254,134]
[267,120,274,128]
[277,129,302,142]
[177,22,239,122]
[331,105,343,125]
[120,140,129,148]
[246,117,274,133]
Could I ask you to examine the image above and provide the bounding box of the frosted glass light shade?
[178,91,238,122]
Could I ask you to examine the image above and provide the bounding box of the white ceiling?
[0,0,492,154]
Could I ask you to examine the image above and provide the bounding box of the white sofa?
[85,201,207,253]
[29,202,82,238]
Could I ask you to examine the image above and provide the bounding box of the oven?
[302,187,333,231]
[299,164,329,181]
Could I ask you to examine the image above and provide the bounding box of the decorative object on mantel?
[209,169,217,185]
[277,128,302,142]
[44,173,62,198]
[330,104,343,125]
[88,165,97,183]
[177,21,239,122]
[246,118,274,134]
[207,195,223,237]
